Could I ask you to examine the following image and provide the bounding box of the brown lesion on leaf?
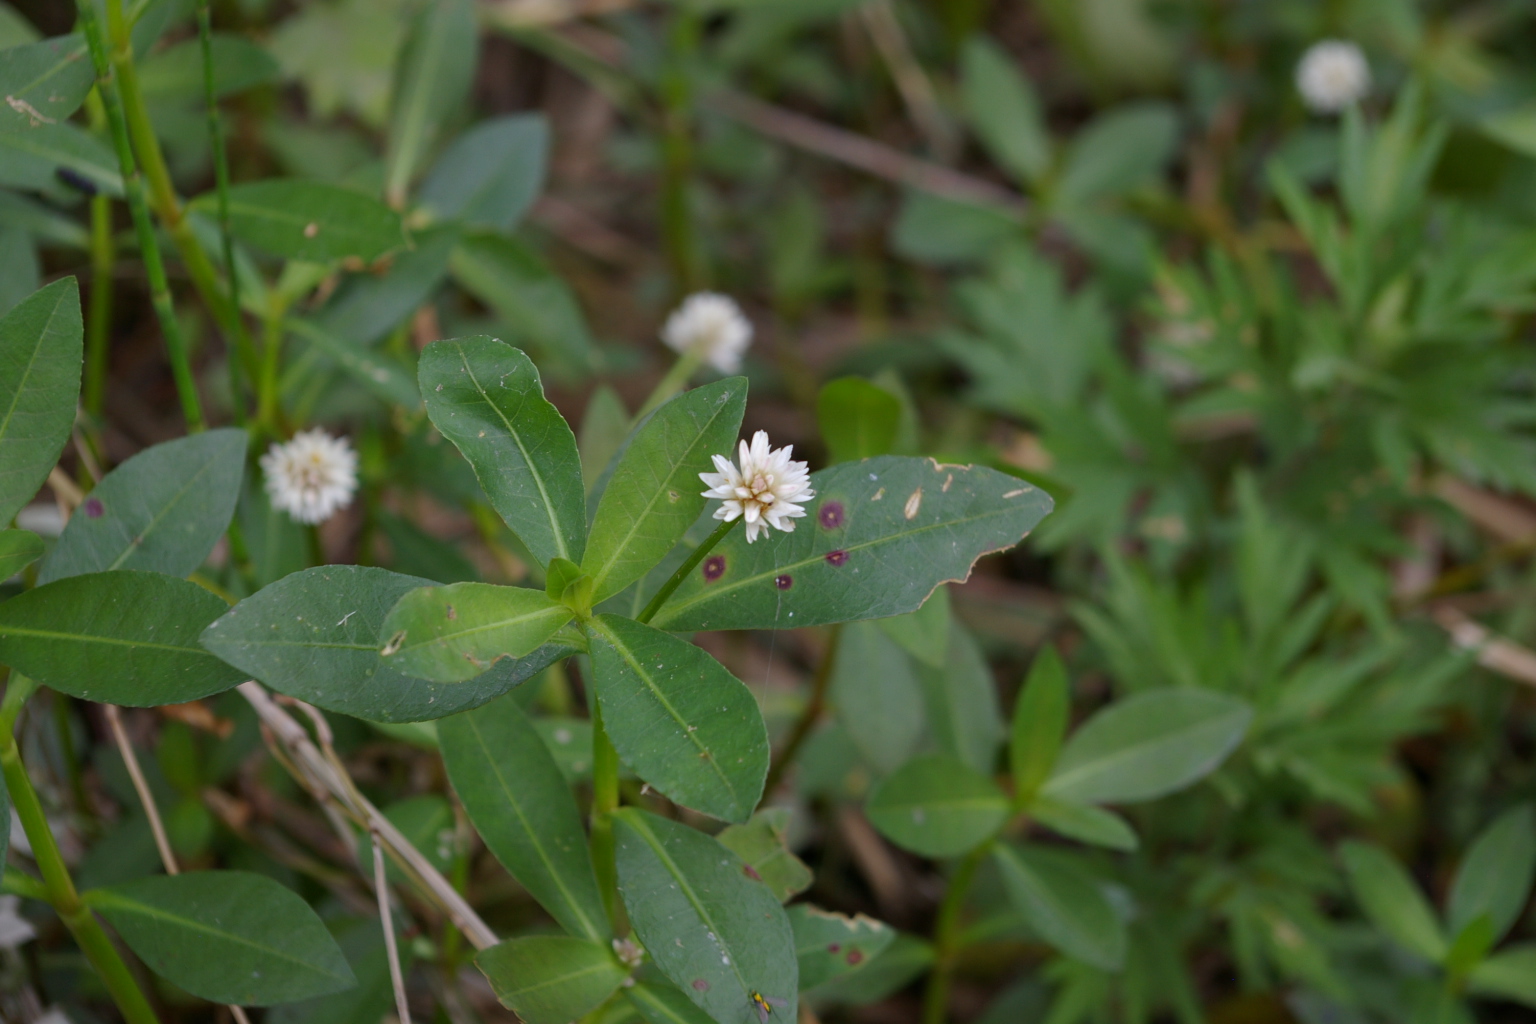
[381,630,407,656]
[445,605,457,620]
[903,488,922,520]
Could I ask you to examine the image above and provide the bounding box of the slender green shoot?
[197,0,245,427]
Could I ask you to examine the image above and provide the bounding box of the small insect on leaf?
[750,991,788,1023]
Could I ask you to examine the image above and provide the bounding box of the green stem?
[0,677,161,1024]
[197,0,245,428]
[635,349,703,421]
[922,841,993,1024]
[761,623,842,796]
[659,6,704,294]
[636,516,738,625]
[258,296,290,435]
[589,698,622,935]
[77,0,204,434]
[83,90,115,421]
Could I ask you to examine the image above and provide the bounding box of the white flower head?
[260,428,359,525]
[700,431,815,543]
[661,292,752,373]
[1296,40,1370,114]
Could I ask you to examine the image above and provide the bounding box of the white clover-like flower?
[700,431,815,543]
[1296,40,1370,114]
[260,428,359,525]
[661,292,753,373]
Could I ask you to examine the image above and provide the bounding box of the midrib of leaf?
[622,813,752,996]
[1046,715,1240,797]
[0,130,112,176]
[874,795,1007,814]
[463,713,604,942]
[224,198,376,243]
[627,986,699,1024]
[593,620,741,814]
[456,344,570,562]
[106,448,225,570]
[587,396,736,597]
[657,501,1029,620]
[0,287,68,453]
[11,38,87,100]
[400,601,569,651]
[504,958,617,997]
[0,625,205,655]
[88,892,350,980]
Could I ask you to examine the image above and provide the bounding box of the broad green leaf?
[237,480,307,587]
[202,566,564,723]
[0,226,38,317]
[1042,689,1251,805]
[0,189,89,249]
[1447,803,1535,945]
[809,932,932,1004]
[476,935,628,1024]
[817,377,901,464]
[450,231,594,371]
[613,809,797,1024]
[379,582,572,683]
[1479,104,1536,160]
[627,982,719,1024]
[39,429,247,583]
[1055,103,1179,209]
[287,319,420,408]
[0,35,93,133]
[583,378,747,603]
[0,570,244,706]
[652,457,1053,632]
[419,336,586,566]
[313,224,458,345]
[1027,796,1137,851]
[1339,841,1446,963]
[137,34,279,99]
[1011,646,1069,803]
[384,0,476,202]
[788,904,894,990]
[586,614,768,823]
[0,527,41,577]
[534,715,596,781]
[578,384,630,493]
[0,121,122,197]
[420,114,549,231]
[993,844,1125,970]
[1468,944,1536,1008]
[892,190,1018,267]
[716,808,812,902]
[917,616,1004,773]
[194,180,405,263]
[266,918,408,1024]
[865,755,1010,858]
[0,278,81,524]
[830,621,924,774]
[1443,914,1495,981]
[875,585,950,668]
[438,697,610,942]
[87,870,355,1005]
[960,36,1052,184]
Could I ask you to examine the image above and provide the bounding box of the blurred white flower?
[1296,40,1370,114]
[661,292,752,373]
[700,431,815,543]
[36,1010,74,1024]
[0,896,35,949]
[261,429,359,525]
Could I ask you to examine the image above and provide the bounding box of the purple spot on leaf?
[818,501,845,529]
[744,864,762,881]
[703,555,726,582]
[825,550,848,567]
[775,574,793,590]
[692,980,710,992]
[84,498,104,518]
[846,948,864,965]
[827,943,841,954]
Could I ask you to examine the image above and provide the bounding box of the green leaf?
[287,319,420,408]
[808,932,933,1004]
[379,582,572,683]
[716,808,813,903]
[0,570,244,706]
[86,870,355,1005]
[788,904,894,990]
[39,429,246,583]
[874,585,950,668]
[1042,689,1251,805]
[960,36,1052,184]
[137,34,279,99]
[0,278,81,525]
[993,844,1125,970]
[865,755,1010,858]
[627,981,719,1024]
[0,121,122,197]
[917,615,1003,774]
[193,180,405,263]
[583,378,747,602]
[613,809,797,1024]
[1026,796,1137,851]
[578,384,630,493]
[652,457,1053,631]
[265,919,409,1024]
[830,620,924,774]
[1468,944,1536,1008]
[449,233,595,371]
[586,614,768,823]
[202,565,564,723]
[384,0,476,202]
[1054,103,1178,209]
[0,527,41,577]
[892,190,1019,267]
[1443,914,1495,981]
[475,935,628,1024]
[816,377,901,464]
[1447,803,1536,945]
[1339,841,1446,963]
[0,35,93,133]
[419,336,586,566]
[438,697,611,942]
[1010,646,1069,804]
[313,224,458,345]
[420,114,549,231]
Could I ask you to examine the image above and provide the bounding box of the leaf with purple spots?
[787,904,895,990]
